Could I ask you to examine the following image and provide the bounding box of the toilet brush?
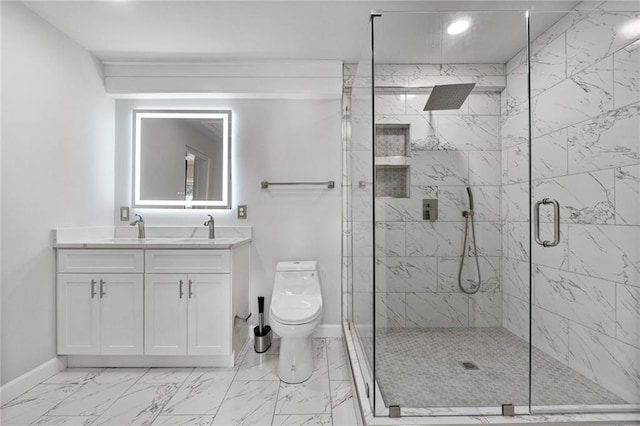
[254,296,272,353]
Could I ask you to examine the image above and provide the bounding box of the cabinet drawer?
[145,250,230,274]
[58,250,144,273]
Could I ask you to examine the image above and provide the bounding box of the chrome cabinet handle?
[179,280,184,299]
[91,279,97,298]
[534,198,561,247]
[188,279,193,299]
[99,280,106,298]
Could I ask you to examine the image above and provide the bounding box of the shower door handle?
[534,198,560,247]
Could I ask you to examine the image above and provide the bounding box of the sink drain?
[462,361,479,370]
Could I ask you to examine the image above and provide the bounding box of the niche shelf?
[375,165,410,198]
[375,124,410,198]
[375,124,410,157]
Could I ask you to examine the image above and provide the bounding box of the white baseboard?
[313,324,342,338]
[1,356,67,405]
[67,354,235,368]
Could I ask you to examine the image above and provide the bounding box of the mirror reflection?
[133,110,231,209]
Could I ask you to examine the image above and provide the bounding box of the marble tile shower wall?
[501,1,640,403]
[345,63,506,331]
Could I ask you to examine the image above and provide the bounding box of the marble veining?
[614,40,640,109]
[502,182,528,222]
[531,33,567,96]
[566,9,640,77]
[2,338,360,426]
[437,257,500,293]
[161,368,237,415]
[501,101,529,149]
[531,306,570,364]
[469,151,502,186]
[569,224,640,285]
[436,115,500,151]
[375,293,406,329]
[506,143,529,184]
[375,256,437,293]
[92,383,178,426]
[212,381,279,425]
[275,359,331,415]
[1,384,78,426]
[501,258,530,302]
[615,165,640,225]
[534,265,616,335]
[616,283,640,349]
[568,321,640,403]
[533,170,615,224]
[532,129,568,180]
[532,55,614,138]
[567,103,640,174]
[406,292,469,328]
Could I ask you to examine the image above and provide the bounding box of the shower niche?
[375,124,410,198]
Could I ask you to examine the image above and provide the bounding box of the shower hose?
[458,209,482,295]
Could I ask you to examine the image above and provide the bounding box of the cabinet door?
[187,274,231,356]
[145,274,187,355]
[57,274,100,355]
[100,274,143,355]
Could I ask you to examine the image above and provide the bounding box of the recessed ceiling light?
[447,20,470,35]
[621,18,640,39]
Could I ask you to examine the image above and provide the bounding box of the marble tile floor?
[1,338,360,426]
[363,327,627,409]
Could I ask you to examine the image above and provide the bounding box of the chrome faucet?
[130,214,145,239]
[204,215,215,239]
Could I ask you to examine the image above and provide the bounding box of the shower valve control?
[423,199,438,221]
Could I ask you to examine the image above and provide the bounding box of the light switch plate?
[238,205,248,219]
[120,207,130,221]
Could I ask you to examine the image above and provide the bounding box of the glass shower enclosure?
[343,3,640,419]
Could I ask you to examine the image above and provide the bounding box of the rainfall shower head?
[423,83,476,111]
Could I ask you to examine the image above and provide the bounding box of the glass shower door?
[371,10,531,417]
[529,7,640,412]
[348,47,375,414]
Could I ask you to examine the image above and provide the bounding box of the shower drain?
[462,361,479,370]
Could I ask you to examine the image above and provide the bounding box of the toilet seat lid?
[271,295,322,325]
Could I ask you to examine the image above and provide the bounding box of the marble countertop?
[53,226,252,249]
[54,236,251,249]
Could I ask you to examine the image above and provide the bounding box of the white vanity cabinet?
[57,250,144,355]
[55,239,251,367]
[144,250,233,356]
[144,273,230,356]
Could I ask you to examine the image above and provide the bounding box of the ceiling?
[24,0,582,64]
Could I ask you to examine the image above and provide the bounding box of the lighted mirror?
[133,109,231,209]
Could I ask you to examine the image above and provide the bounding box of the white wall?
[1,2,114,385]
[115,98,342,326]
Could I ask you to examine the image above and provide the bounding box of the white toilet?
[270,260,323,384]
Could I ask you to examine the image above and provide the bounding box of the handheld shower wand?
[458,187,481,294]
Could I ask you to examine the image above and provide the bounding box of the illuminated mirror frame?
[133,109,232,209]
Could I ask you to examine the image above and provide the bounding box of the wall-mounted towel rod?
[261,180,335,189]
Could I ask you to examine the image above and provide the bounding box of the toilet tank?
[276,261,317,272]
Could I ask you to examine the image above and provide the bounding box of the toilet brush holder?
[254,325,272,353]
[254,296,272,353]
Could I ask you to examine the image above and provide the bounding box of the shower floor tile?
[363,327,626,409]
